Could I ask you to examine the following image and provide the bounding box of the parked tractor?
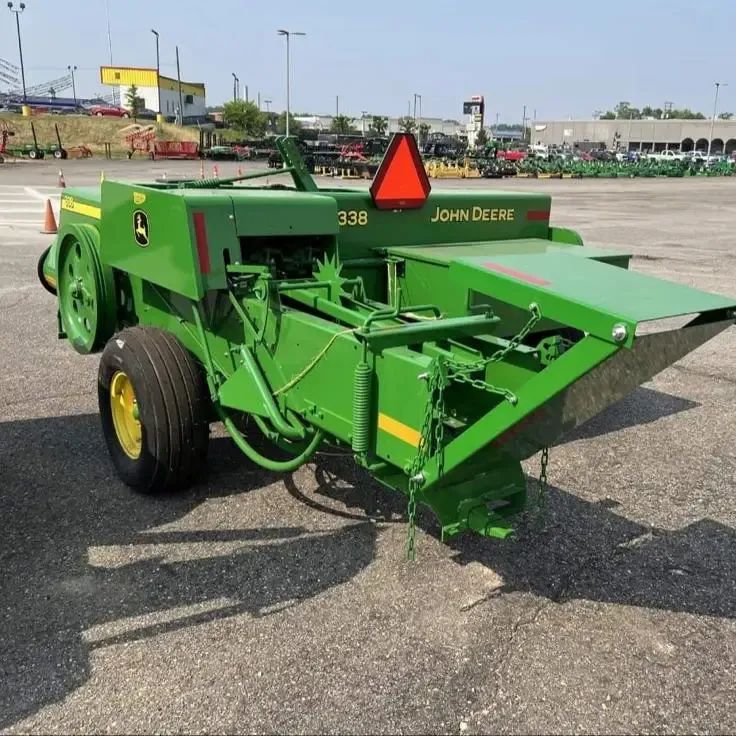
[38,134,736,557]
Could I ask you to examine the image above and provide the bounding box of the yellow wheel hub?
[110,371,142,459]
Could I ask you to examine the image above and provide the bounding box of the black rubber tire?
[98,326,210,493]
[37,245,56,295]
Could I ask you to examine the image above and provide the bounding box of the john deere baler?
[38,134,735,557]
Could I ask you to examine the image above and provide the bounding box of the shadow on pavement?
[561,386,699,444]
[0,413,377,730]
[448,487,736,620]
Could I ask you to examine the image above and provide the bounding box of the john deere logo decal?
[133,210,149,247]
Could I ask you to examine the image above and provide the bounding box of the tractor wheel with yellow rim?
[98,326,210,493]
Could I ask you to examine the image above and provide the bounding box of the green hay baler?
[38,134,736,557]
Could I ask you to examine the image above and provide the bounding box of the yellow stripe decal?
[378,413,420,448]
[61,197,101,220]
[45,274,57,287]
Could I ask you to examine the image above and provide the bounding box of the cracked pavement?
[1,161,735,734]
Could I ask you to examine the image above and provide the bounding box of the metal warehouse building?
[531,119,736,153]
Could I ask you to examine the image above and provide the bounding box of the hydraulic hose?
[215,402,324,472]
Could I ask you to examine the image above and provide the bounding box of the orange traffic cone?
[199,159,204,180]
[57,169,66,188]
[41,199,58,234]
[213,164,219,178]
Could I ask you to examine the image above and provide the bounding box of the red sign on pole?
[369,133,431,210]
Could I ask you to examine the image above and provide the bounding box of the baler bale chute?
[38,133,736,558]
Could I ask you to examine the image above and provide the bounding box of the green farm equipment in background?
[38,134,736,557]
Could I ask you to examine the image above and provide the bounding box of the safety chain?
[406,359,448,561]
[445,303,542,404]
[532,445,551,531]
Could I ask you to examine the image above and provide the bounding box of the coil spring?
[351,361,372,454]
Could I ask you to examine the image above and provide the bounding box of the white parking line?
[0,185,59,230]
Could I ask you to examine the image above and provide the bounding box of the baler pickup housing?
[39,134,735,555]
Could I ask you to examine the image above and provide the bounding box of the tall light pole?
[151,29,161,119]
[232,72,238,101]
[708,81,727,159]
[67,65,77,106]
[105,0,116,104]
[278,29,305,137]
[7,3,27,104]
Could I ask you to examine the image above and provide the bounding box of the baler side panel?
[322,191,552,260]
[100,182,210,301]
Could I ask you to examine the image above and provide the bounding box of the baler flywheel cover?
[56,225,115,354]
[109,371,142,460]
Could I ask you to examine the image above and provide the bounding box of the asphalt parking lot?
[1,159,735,735]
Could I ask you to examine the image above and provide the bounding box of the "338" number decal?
[338,210,368,227]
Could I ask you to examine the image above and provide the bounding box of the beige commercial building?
[531,119,736,153]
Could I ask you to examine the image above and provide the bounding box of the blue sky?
[1,0,734,121]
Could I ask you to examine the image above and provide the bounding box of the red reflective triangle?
[370,133,431,210]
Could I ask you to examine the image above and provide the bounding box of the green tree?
[370,115,388,136]
[124,84,143,121]
[275,111,302,135]
[614,101,641,119]
[418,122,431,145]
[475,127,488,147]
[397,115,416,134]
[222,100,267,137]
[600,111,616,120]
[330,114,355,134]
[718,111,734,120]
[641,105,663,119]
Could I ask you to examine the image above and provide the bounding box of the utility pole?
[707,82,727,159]
[232,72,238,102]
[151,29,160,120]
[175,45,184,125]
[335,95,339,118]
[7,3,27,104]
[264,98,271,113]
[522,104,527,142]
[278,29,306,138]
[67,65,77,107]
[245,85,248,103]
[257,92,261,109]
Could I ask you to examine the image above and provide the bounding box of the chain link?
[534,446,550,530]
[445,303,542,403]
[406,359,447,561]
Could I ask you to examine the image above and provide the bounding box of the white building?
[100,66,206,121]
